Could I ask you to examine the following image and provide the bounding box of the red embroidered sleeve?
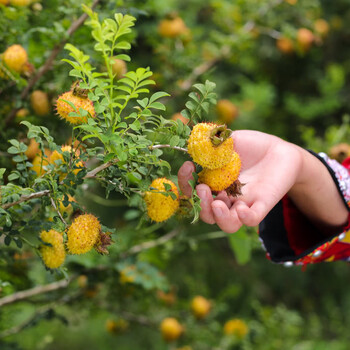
[259,151,350,267]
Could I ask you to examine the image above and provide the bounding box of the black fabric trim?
[308,150,350,212]
[259,200,295,261]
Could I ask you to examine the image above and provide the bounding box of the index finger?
[177,161,196,197]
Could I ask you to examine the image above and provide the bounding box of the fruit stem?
[209,125,232,146]
[149,144,188,153]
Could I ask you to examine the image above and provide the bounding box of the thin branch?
[0,276,76,308]
[149,144,188,153]
[49,194,67,226]
[121,229,180,258]
[4,0,101,126]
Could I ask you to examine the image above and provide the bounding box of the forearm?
[287,145,349,235]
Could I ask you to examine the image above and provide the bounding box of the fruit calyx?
[225,180,244,197]
[71,80,90,99]
[209,125,232,146]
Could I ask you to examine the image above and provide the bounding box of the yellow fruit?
[297,28,314,52]
[66,214,101,254]
[25,138,40,160]
[30,90,50,116]
[105,319,129,334]
[160,318,184,342]
[40,229,65,269]
[3,45,28,73]
[111,58,127,79]
[171,112,189,125]
[198,152,241,193]
[50,145,83,180]
[16,108,29,119]
[144,178,179,222]
[223,319,249,339]
[191,296,211,319]
[158,17,188,38]
[56,90,95,124]
[276,37,294,54]
[31,149,51,176]
[0,0,9,5]
[58,194,75,216]
[187,123,234,170]
[9,0,30,5]
[314,19,330,38]
[216,100,239,124]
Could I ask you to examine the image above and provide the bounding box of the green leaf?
[228,228,252,265]
[0,168,6,179]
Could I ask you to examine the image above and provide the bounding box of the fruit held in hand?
[56,90,95,124]
[3,44,28,73]
[160,317,184,342]
[144,178,179,222]
[66,214,101,254]
[188,123,234,170]
[40,229,65,269]
[198,152,241,194]
[191,295,211,319]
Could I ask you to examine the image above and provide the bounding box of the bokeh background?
[2,0,350,349]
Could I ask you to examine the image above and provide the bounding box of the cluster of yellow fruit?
[0,44,32,78]
[144,178,180,222]
[40,213,107,269]
[188,122,242,196]
[56,83,96,125]
[276,20,329,55]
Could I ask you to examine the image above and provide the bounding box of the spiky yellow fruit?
[223,319,249,339]
[31,149,51,176]
[9,0,30,5]
[40,229,65,269]
[198,152,241,193]
[50,145,83,180]
[66,214,101,254]
[191,296,211,319]
[158,17,188,38]
[188,123,234,170]
[160,318,184,342]
[56,91,95,124]
[3,45,28,73]
[30,90,50,116]
[144,178,179,222]
[111,58,127,79]
[216,100,239,124]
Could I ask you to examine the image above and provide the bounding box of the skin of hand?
[178,130,349,234]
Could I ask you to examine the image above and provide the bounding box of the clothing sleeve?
[258,151,350,267]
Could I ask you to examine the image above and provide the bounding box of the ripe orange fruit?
[111,58,127,79]
[0,0,9,5]
[171,112,189,125]
[216,99,239,124]
[15,108,29,119]
[3,45,28,73]
[276,37,294,54]
[160,318,184,342]
[191,296,211,319]
[158,16,188,38]
[297,28,314,52]
[31,90,50,116]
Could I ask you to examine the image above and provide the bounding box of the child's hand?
[178,130,348,234]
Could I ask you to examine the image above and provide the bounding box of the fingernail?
[197,189,206,198]
[212,206,223,217]
[185,165,193,176]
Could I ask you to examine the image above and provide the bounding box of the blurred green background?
[2,0,350,349]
